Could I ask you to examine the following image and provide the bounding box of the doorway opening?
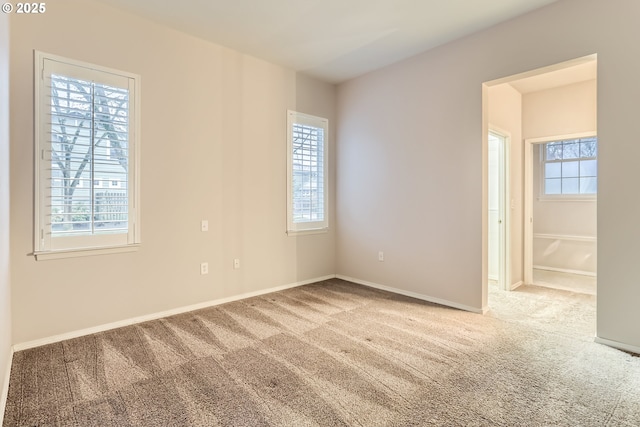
[482,54,598,310]
[524,134,597,295]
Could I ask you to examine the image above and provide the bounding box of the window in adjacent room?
[541,136,597,196]
[34,51,140,258]
[286,110,328,234]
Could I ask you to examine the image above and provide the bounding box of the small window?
[34,51,140,257]
[542,136,597,196]
[286,111,328,234]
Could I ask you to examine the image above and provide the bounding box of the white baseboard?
[0,347,13,427]
[13,275,336,352]
[533,265,596,277]
[511,281,523,290]
[594,336,640,355]
[336,275,484,314]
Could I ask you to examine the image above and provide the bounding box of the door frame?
[523,131,597,285]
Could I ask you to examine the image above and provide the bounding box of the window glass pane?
[287,111,328,233]
[94,191,128,234]
[546,142,562,160]
[580,177,597,194]
[93,82,130,234]
[580,159,597,177]
[291,123,324,223]
[580,138,597,157]
[563,142,579,159]
[545,162,561,178]
[541,138,597,196]
[49,74,130,238]
[49,74,94,237]
[562,161,579,178]
[562,177,579,193]
[545,178,561,194]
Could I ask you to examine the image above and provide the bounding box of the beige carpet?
[4,279,640,426]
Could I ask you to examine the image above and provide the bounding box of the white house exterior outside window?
[34,51,140,259]
[286,110,328,234]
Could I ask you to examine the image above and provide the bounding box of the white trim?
[286,110,329,234]
[34,244,140,261]
[336,275,484,314]
[595,336,640,355]
[34,50,142,254]
[13,275,336,351]
[533,265,596,277]
[483,54,597,87]
[533,233,596,243]
[524,138,533,285]
[524,132,597,285]
[286,228,328,236]
[0,347,13,427]
[537,195,596,202]
[537,134,598,199]
[510,281,523,290]
[526,131,597,145]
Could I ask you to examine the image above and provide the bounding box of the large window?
[542,136,597,196]
[34,52,140,258]
[286,111,328,234]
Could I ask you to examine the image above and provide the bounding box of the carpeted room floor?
[3,278,640,426]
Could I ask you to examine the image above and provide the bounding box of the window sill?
[34,244,140,261]
[537,195,597,202]
[287,228,329,236]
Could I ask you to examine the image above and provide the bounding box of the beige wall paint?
[524,79,597,138]
[337,55,485,310]
[9,0,336,344]
[293,73,337,277]
[0,11,12,420]
[337,0,640,349]
[488,84,523,287]
[527,80,597,274]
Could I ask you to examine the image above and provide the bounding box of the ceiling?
[95,0,560,83]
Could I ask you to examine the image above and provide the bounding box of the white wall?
[488,84,523,287]
[9,0,336,345]
[526,80,597,275]
[0,10,11,422]
[337,0,640,350]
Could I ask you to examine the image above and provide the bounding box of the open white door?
[488,130,510,291]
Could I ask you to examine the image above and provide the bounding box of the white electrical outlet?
[378,251,384,261]
[233,259,240,269]
[201,220,209,232]
[200,262,209,275]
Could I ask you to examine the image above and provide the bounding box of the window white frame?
[286,110,329,234]
[538,133,597,201]
[34,51,141,260]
